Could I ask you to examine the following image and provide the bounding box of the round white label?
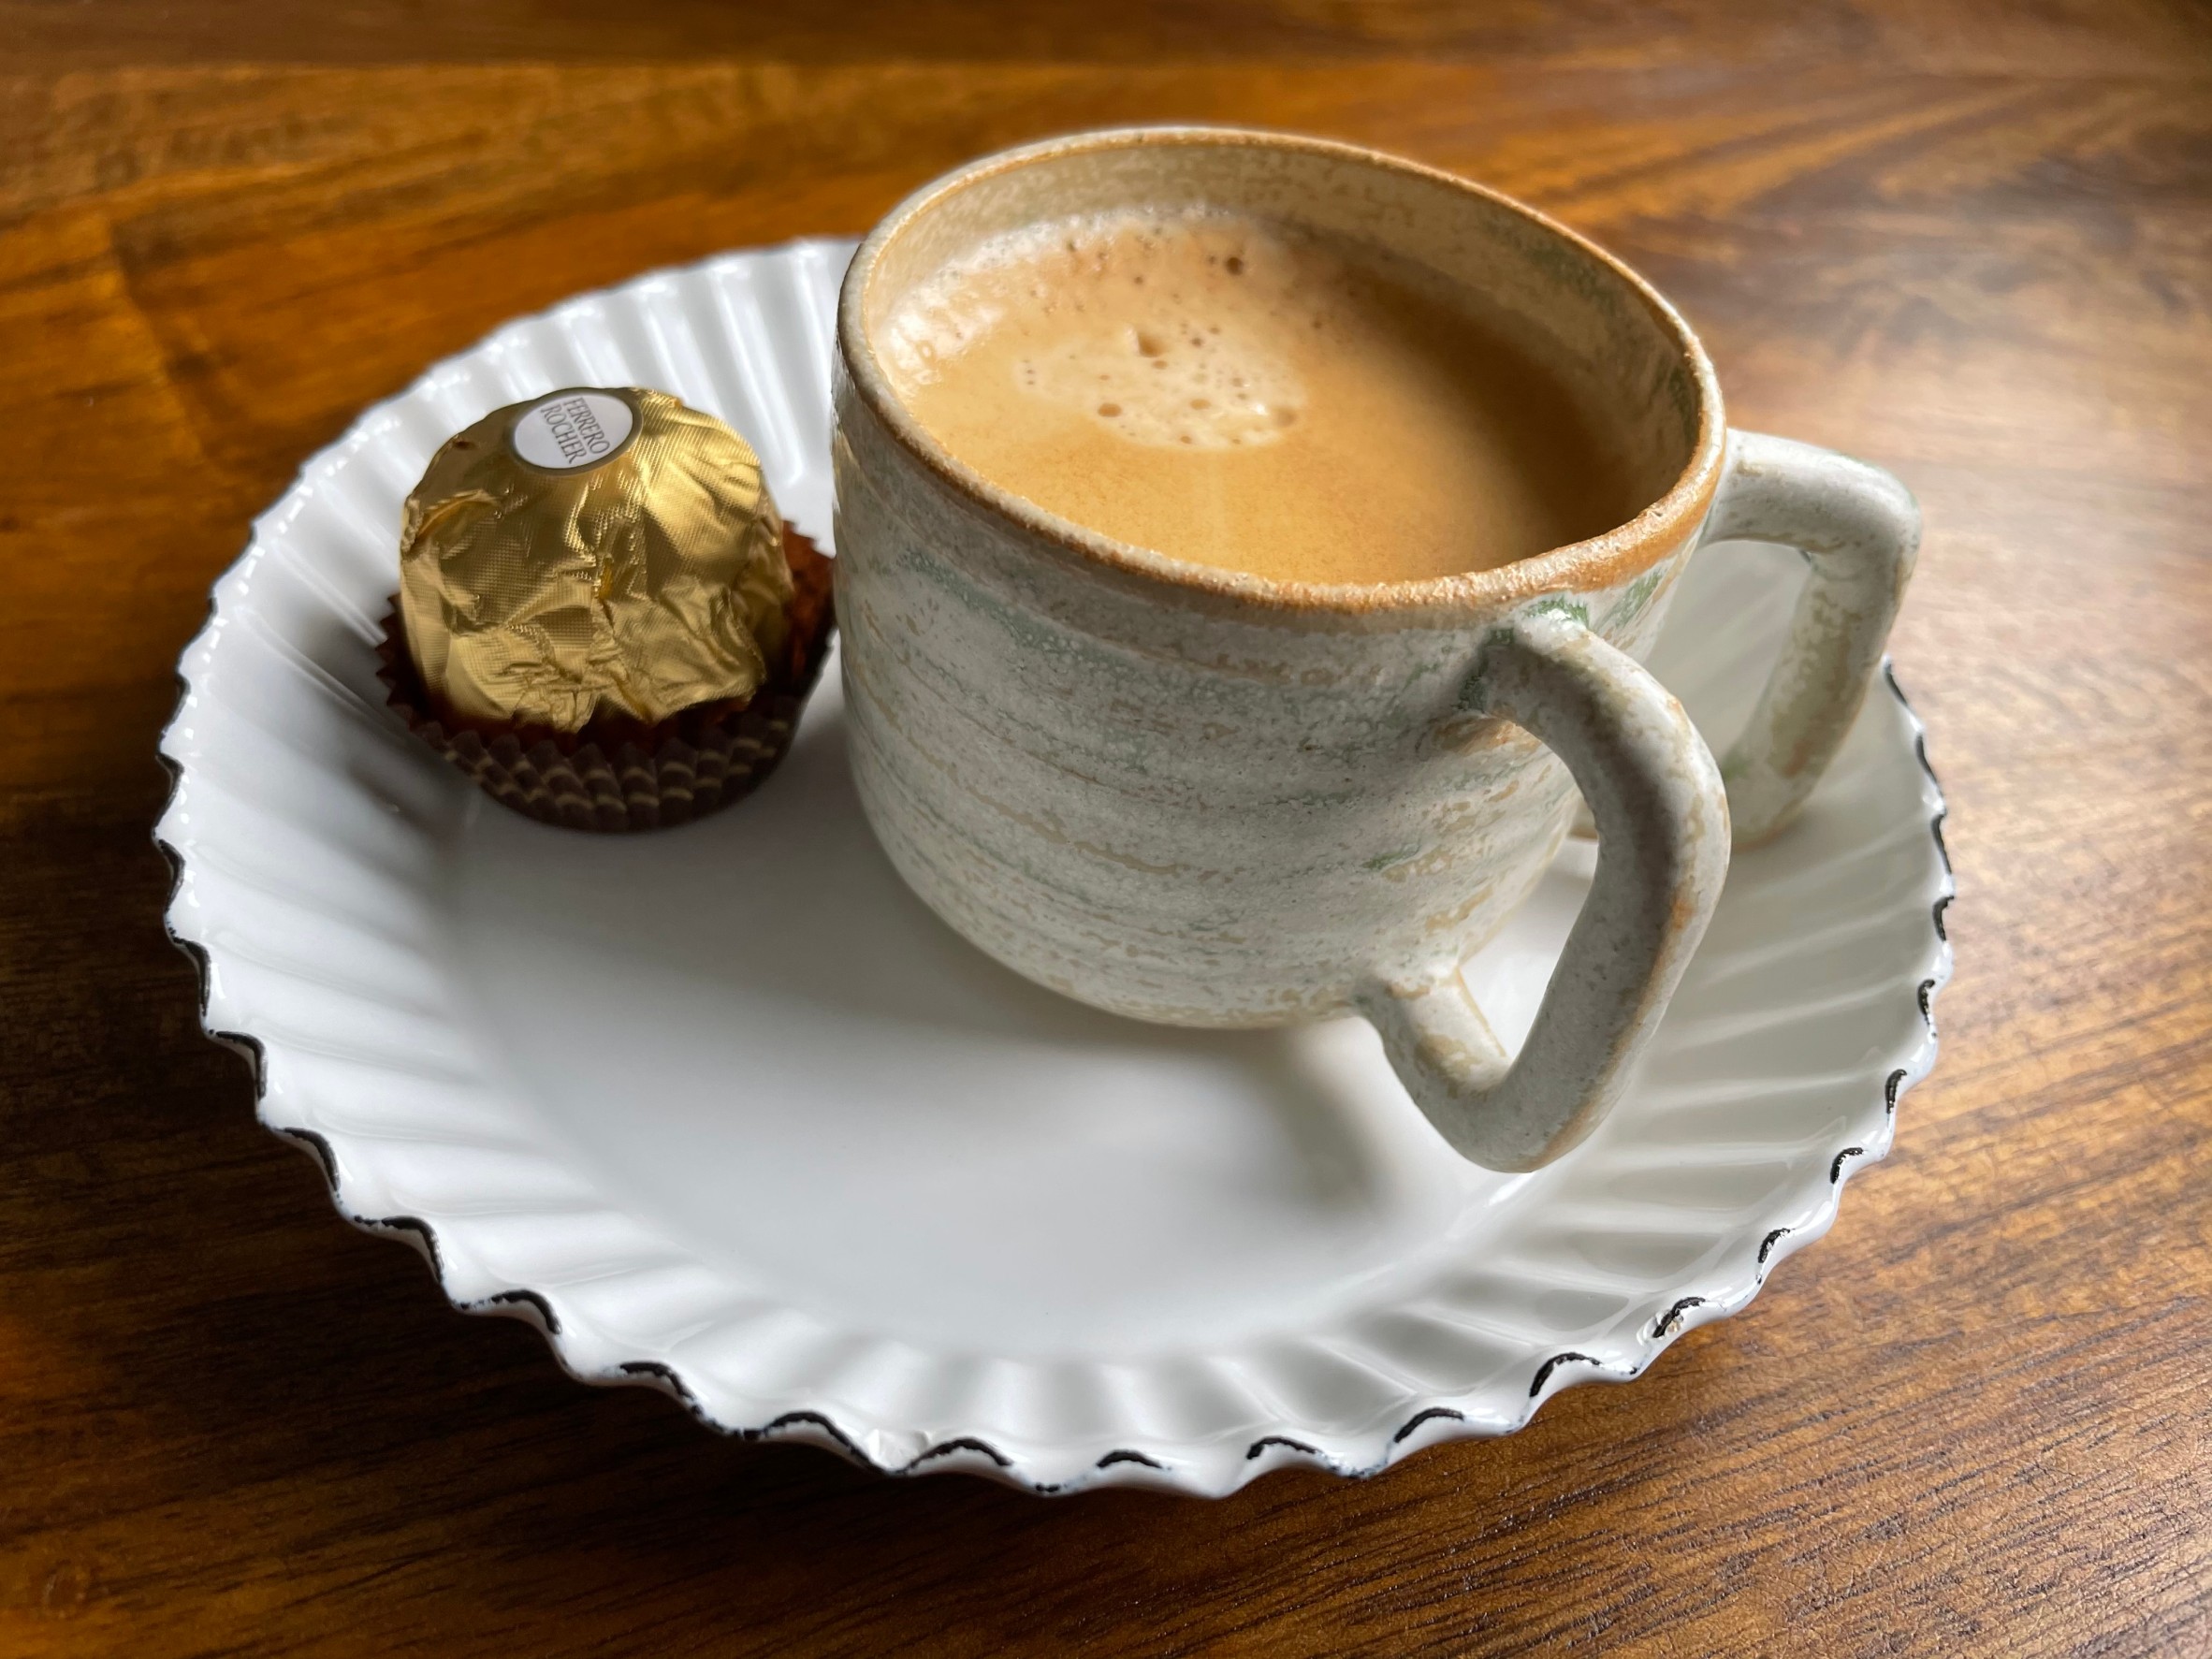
[509,390,636,470]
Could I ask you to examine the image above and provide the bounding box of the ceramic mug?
[831,127,1918,1171]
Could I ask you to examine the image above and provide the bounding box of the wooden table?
[5,3,2208,1652]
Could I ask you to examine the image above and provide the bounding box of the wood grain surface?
[4,3,2209,1652]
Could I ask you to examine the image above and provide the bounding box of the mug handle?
[1701,430,1922,848]
[1363,429,1919,1171]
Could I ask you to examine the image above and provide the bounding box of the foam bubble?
[1016,319,1304,450]
[883,210,1311,452]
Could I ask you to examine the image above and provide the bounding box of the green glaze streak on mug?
[1607,564,1671,633]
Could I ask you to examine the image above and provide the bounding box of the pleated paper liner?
[377,527,835,833]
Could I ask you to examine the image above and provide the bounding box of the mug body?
[833,128,1723,1028]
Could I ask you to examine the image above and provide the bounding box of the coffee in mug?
[877,208,1638,585]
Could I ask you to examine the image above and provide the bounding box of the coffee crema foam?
[880,210,1629,585]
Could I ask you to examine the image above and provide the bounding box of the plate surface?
[158,238,1952,1496]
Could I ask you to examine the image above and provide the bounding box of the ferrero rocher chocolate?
[377,386,837,835]
[398,386,793,731]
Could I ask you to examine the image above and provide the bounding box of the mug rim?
[837,124,1725,616]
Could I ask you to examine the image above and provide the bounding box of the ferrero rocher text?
[398,387,793,731]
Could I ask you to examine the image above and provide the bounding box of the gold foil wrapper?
[376,526,836,833]
[399,386,793,731]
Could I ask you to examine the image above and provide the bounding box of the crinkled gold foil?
[398,386,793,731]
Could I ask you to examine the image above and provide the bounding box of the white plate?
[158,238,1952,1497]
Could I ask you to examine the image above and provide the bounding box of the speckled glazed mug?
[832,128,1918,1171]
